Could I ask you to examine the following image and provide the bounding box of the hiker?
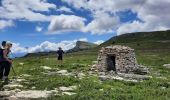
[57,47,64,66]
[0,41,7,80]
[0,41,13,82]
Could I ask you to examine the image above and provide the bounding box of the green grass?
[6,50,170,100]
[3,30,170,99]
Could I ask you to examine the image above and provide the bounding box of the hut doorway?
[107,55,116,71]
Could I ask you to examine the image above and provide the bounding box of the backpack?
[0,48,4,59]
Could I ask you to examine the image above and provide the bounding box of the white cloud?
[78,38,88,42]
[11,43,28,54]
[0,20,14,29]
[0,0,56,22]
[36,26,43,32]
[11,38,90,54]
[57,6,73,13]
[48,14,86,34]
[117,0,170,35]
[62,0,170,35]
[84,13,120,35]
[94,40,104,45]
[1,0,170,35]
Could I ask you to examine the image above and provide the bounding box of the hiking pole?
[11,65,17,76]
[9,52,17,77]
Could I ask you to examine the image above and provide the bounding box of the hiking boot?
[3,78,9,84]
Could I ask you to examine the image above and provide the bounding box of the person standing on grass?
[57,47,64,66]
[0,41,13,83]
[0,41,7,80]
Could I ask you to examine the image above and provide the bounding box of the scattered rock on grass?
[59,86,77,91]
[163,64,170,69]
[9,90,53,99]
[40,66,52,70]
[77,73,86,79]
[57,70,68,74]
[19,63,24,66]
[62,92,77,96]
[3,84,23,90]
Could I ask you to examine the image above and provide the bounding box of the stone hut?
[97,45,139,73]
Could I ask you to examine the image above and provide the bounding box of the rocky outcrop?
[67,41,97,53]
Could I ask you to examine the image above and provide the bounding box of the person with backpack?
[57,47,64,66]
[0,41,13,83]
[0,41,7,80]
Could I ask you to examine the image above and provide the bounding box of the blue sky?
[0,0,169,54]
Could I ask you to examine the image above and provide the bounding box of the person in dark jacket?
[0,41,7,80]
[57,47,64,66]
[0,41,13,83]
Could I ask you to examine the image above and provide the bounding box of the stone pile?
[91,45,150,82]
[97,45,139,73]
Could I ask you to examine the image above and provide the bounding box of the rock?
[57,70,68,74]
[111,76,138,82]
[161,87,166,89]
[59,86,77,91]
[31,87,36,89]
[156,77,167,80]
[21,74,31,77]
[163,64,170,68]
[69,86,77,90]
[19,63,24,66]
[99,89,104,91]
[9,90,53,99]
[47,72,58,76]
[117,73,151,80]
[77,73,86,79]
[62,92,77,96]
[153,72,161,76]
[135,65,149,75]
[56,70,74,76]
[92,61,98,64]
[0,91,16,97]
[15,79,26,82]
[3,84,23,90]
[40,66,52,70]
[98,72,106,76]
[99,75,110,81]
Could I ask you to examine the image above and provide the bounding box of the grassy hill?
[100,30,170,51]
[1,30,170,100]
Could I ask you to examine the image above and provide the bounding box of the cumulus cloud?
[48,15,86,33]
[117,0,170,35]
[0,0,56,22]
[11,38,89,54]
[27,40,76,53]
[57,6,73,13]
[0,20,14,29]
[11,43,28,54]
[1,0,170,35]
[62,0,170,35]
[84,13,120,35]
[94,40,104,45]
[36,26,43,32]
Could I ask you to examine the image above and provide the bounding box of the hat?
[6,41,12,45]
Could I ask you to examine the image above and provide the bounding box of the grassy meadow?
[1,31,170,100]
[6,49,169,100]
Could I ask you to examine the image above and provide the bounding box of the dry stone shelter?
[97,45,139,73]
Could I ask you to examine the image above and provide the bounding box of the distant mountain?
[66,41,97,53]
[23,41,97,57]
